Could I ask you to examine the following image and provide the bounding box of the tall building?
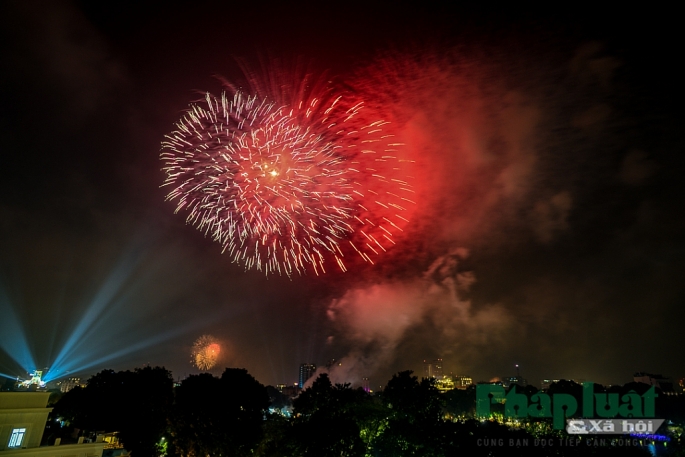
[299,363,316,388]
[423,359,443,379]
[434,359,444,378]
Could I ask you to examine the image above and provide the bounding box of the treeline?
[48,367,675,456]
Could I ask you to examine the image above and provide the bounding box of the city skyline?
[9,360,682,396]
[1,2,683,389]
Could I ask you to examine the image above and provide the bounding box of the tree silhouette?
[168,368,269,457]
[374,371,445,456]
[288,373,370,456]
[53,366,173,457]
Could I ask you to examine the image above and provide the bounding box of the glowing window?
[8,428,26,448]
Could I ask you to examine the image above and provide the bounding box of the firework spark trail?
[161,79,415,276]
[191,334,221,371]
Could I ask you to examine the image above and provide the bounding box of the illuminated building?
[436,377,455,392]
[298,364,316,388]
[453,375,473,389]
[423,359,443,379]
[361,377,370,393]
[0,392,104,457]
[59,377,83,393]
[100,432,124,451]
[17,371,46,390]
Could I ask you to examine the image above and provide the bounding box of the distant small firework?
[191,335,221,371]
[161,74,415,276]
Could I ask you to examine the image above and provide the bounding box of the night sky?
[1,2,683,389]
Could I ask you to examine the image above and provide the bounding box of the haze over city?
[1,2,683,391]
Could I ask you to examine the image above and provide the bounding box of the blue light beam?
[0,288,37,373]
[42,305,237,382]
[49,248,142,375]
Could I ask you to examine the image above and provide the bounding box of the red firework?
[161,75,414,276]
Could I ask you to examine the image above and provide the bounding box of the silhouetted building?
[634,372,674,393]
[362,377,370,393]
[281,384,302,398]
[423,359,443,379]
[325,359,341,369]
[503,376,527,388]
[541,379,560,390]
[502,365,527,387]
[299,363,316,388]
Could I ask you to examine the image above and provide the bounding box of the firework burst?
[191,334,221,371]
[161,75,415,276]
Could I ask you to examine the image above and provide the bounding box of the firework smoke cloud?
[311,38,659,385]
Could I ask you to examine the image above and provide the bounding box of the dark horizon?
[1,2,683,390]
